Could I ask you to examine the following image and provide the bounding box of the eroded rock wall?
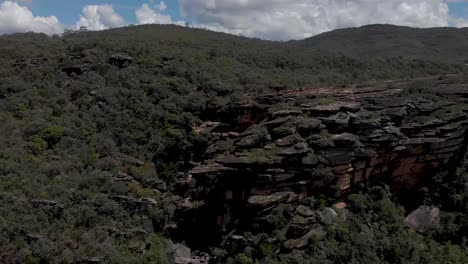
[174,76,468,245]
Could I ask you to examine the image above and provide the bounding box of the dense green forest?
[0,25,467,263]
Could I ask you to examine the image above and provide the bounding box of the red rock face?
[176,75,468,239]
[238,114,254,126]
[330,122,468,194]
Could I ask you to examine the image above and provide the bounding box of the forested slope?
[0,25,467,263]
[296,24,468,63]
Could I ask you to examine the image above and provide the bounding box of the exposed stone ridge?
[176,75,468,242]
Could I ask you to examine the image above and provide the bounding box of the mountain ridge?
[4,23,468,63]
[296,24,468,62]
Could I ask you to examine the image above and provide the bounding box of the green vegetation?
[219,186,468,264]
[0,25,467,262]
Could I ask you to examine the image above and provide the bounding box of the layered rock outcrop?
[175,75,468,246]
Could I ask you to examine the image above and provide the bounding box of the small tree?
[43,125,64,147]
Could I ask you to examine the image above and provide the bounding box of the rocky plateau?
[172,75,468,250]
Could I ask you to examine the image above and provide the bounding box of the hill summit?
[297,24,468,62]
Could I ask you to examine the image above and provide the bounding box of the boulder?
[142,177,168,192]
[31,199,64,215]
[206,139,235,155]
[333,202,347,209]
[112,152,144,166]
[272,126,296,138]
[317,207,338,225]
[26,234,45,244]
[172,243,209,264]
[272,110,302,118]
[296,205,315,218]
[334,112,351,127]
[77,257,100,264]
[248,192,298,211]
[288,214,316,237]
[226,235,247,252]
[324,149,353,165]
[320,112,351,132]
[61,64,91,76]
[275,134,302,147]
[114,172,134,182]
[31,199,60,207]
[236,134,265,148]
[141,197,158,206]
[302,153,318,165]
[265,116,291,127]
[173,243,192,264]
[332,133,363,147]
[351,111,382,129]
[128,241,147,253]
[341,102,361,112]
[239,125,268,137]
[279,143,310,156]
[109,53,133,68]
[405,206,440,233]
[297,118,323,137]
[305,102,359,115]
[308,136,335,149]
[193,121,221,134]
[283,228,325,250]
[217,152,283,167]
[189,163,234,176]
[110,195,145,212]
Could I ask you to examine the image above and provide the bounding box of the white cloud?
[158,1,167,11]
[1,0,467,39]
[0,1,63,35]
[75,4,127,30]
[179,0,452,40]
[451,17,468,27]
[136,3,184,25]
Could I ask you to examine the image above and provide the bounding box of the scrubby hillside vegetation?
[0,24,467,263]
[296,24,468,63]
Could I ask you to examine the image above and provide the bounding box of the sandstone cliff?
[174,75,468,247]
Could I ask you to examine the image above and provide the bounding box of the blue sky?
[2,0,468,40]
[448,2,468,19]
[26,0,468,26]
[31,0,182,25]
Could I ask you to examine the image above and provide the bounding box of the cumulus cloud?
[136,3,184,25]
[158,1,167,11]
[179,0,452,40]
[0,1,63,35]
[451,17,468,27]
[75,4,127,30]
[1,0,468,39]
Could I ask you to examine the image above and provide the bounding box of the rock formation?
[109,53,133,68]
[174,75,468,247]
[405,206,441,233]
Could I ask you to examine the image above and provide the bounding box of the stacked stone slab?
[176,75,468,237]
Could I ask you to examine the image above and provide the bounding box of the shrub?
[42,125,64,147]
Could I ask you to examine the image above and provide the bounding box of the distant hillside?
[2,24,461,91]
[296,24,468,63]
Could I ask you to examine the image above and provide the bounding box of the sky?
[1,0,468,40]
